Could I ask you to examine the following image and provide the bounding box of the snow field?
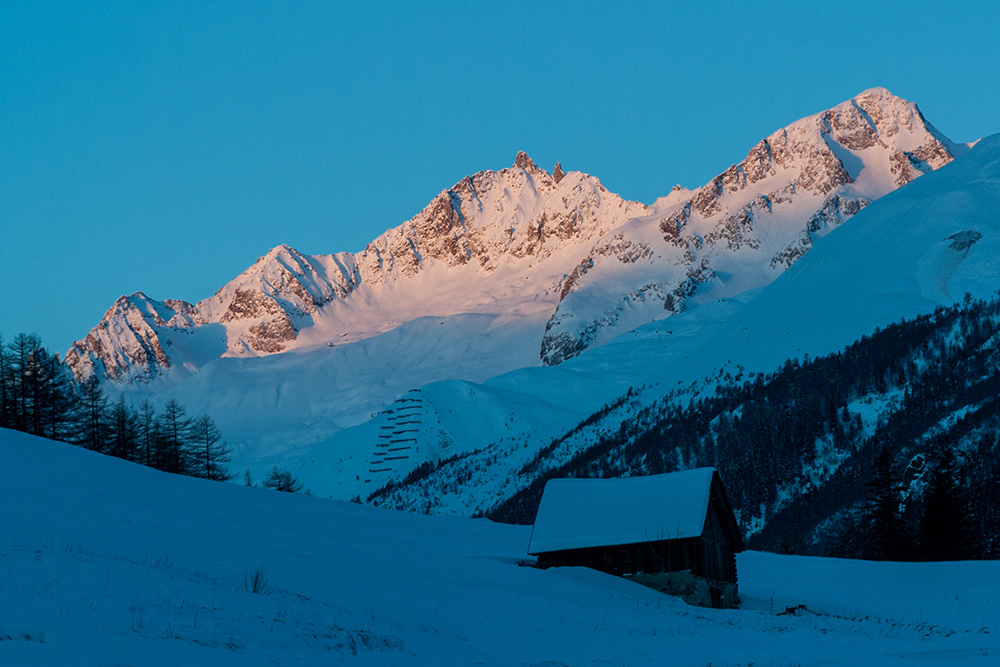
[2,428,997,666]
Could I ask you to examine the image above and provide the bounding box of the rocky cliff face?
[538,87,966,365]
[354,151,647,282]
[67,293,202,383]
[65,244,364,382]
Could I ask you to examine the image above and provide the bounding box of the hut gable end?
[705,474,745,553]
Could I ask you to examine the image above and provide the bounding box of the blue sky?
[2,1,998,354]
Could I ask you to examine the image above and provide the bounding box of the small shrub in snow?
[242,564,269,594]
[262,467,302,493]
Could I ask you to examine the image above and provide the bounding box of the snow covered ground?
[2,428,997,666]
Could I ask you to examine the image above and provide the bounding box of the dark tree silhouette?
[262,467,302,493]
[1,329,235,486]
[39,351,78,442]
[190,414,233,481]
[7,333,42,431]
[0,333,12,429]
[135,399,159,467]
[76,375,109,452]
[919,446,975,561]
[156,399,192,474]
[106,394,138,461]
[862,446,911,561]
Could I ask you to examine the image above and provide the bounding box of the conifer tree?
[863,446,911,560]
[156,399,192,474]
[106,394,138,461]
[0,332,11,428]
[136,399,159,467]
[919,445,976,560]
[76,375,109,452]
[23,343,48,436]
[190,414,232,481]
[1,332,74,439]
[40,351,78,442]
[7,333,42,431]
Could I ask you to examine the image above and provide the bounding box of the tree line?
[857,443,979,562]
[1,331,232,481]
[490,294,1000,560]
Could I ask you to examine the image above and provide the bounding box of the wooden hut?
[527,468,744,608]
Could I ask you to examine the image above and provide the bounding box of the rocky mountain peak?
[514,151,538,172]
[852,86,907,110]
[553,162,565,183]
[66,292,199,383]
[354,153,647,282]
[257,243,296,263]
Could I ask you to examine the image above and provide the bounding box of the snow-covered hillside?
[355,132,1000,516]
[2,428,997,666]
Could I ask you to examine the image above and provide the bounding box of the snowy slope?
[359,132,1000,515]
[2,428,997,666]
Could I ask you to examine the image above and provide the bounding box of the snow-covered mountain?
[539,87,967,365]
[64,88,972,498]
[70,88,961,383]
[66,153,647,385]
[360,131,1000,520]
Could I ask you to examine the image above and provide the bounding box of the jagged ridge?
[538,87,966,366]
[67,153,647,383]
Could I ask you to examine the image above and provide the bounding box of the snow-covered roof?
[527,468,717,555]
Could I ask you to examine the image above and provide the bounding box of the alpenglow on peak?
[514,150,538,172]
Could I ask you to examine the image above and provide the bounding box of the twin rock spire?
[514,150,565,184]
